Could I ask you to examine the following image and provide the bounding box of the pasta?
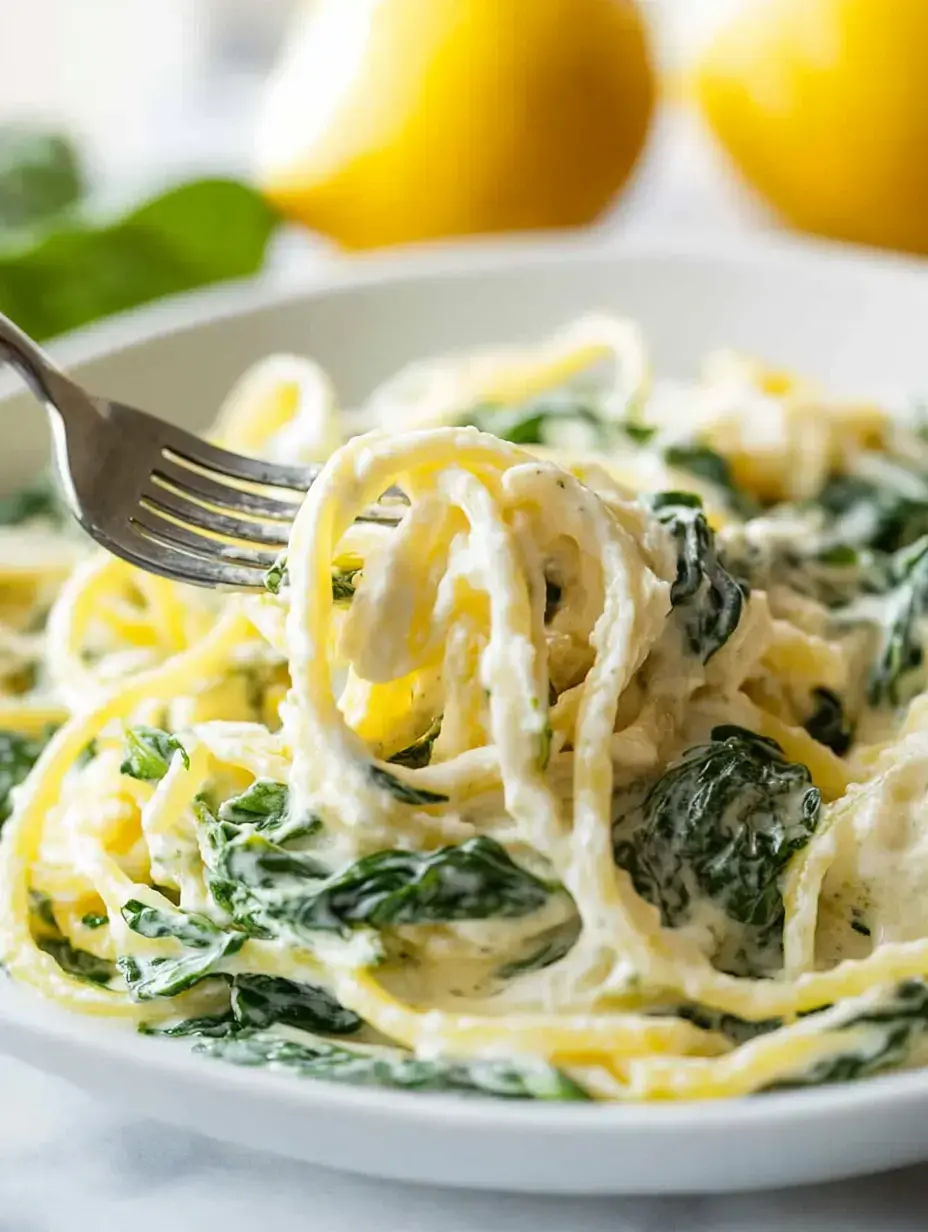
[3,315,928,1102]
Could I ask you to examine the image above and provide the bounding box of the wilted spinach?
[263,553,287,595]
[0,727,53,827]
[195,1030,589,1100]
[663,444,757,518]
[30,892,115,987]
[766,980,928,1090]
[218,779,289,831]
[331,567,362,606]
[369,763,448,806]
[803,686,853,756]
[497,917,581,979]
[119,726,189,782]
[277,837,553,935]
[814,468,928,556]
[828,535,928,707]
[231,974,361,1035]
[612,725,821,976]
[388,718,443,770]
[142,972,360,1038]
[461,397,606,447]
[200,793,552,941]
[38,937,116,986]
[118,900,244,1000]
[673,1003,782,1047]
[652,492,745,662]
[263,556,361,606]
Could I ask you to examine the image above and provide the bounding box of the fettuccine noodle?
[2,316,928,1102]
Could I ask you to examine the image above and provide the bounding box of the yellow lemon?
[255,0,655,250]
[695,0,928,255]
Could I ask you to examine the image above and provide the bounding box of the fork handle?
[0,310,100,435]
[0,311,64,402]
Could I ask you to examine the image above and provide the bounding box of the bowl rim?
[4,227,928,1131]
[36,225,928,373]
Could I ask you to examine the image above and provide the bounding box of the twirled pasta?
[3,317,928,1102]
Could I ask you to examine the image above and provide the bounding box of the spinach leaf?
[0,127,84,230]
[766,980,928,1090]
[0,728,53,827]
[80,912,108,930]
[142,974,360,1039]
[203,808,552,940]
[276,837,553,935]
[619,422,657,446]
[142,1012,237,1039]
[38,937,116,987]
[613,725,821,977]
[202,814,327,935]
[0,179,278,342]
[663,444,756,518]
[815,471,928,556]
[673,1003,782,1047]
[195,1031,589,1100]
[388,718,443,770]
[652,492,745,662]
[121,900,224,949]
[369,764,448,806]
[461,398,605,447]
[0,473,66,526]
[120,726,189,782]
[222,781,291,824]
[30,892,116,987]
[857,536,928,706]
[218,780,293,834]
[803,686,853,756]
[497,917,581,979]
[118,941,243,1002]
[263,553,287,595]
[118,900,244,1000]
[332,567,362,606]
[263,556,362,606]
[231,974,361,1035]
[28,889,57,930]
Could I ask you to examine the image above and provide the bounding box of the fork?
[0,311,403,589]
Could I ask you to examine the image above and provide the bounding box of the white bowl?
[3,234,928,1196]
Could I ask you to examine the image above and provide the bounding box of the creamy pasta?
[2,315,928,1102]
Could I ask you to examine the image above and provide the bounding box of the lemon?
[255,0,655,250]
[695,0,928,255]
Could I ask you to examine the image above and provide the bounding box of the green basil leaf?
[0,127,84,230]
[0,178,277,341]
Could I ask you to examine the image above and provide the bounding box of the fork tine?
[140,491,292,549]
[97,524,271,590]
[131,508,280,573]
[161,437,316,491]
[152,458,301,521]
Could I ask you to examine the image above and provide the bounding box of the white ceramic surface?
[3,235,928,1197]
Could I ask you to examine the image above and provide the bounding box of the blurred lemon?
[255,0,655,250]
[695,0,928,255]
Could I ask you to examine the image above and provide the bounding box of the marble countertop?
[4,106,928,1232]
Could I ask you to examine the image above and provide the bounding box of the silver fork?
[0,311,402,589]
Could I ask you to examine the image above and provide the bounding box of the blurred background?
[0,0,922,340]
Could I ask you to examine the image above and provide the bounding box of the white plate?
[3,234,928,1195]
